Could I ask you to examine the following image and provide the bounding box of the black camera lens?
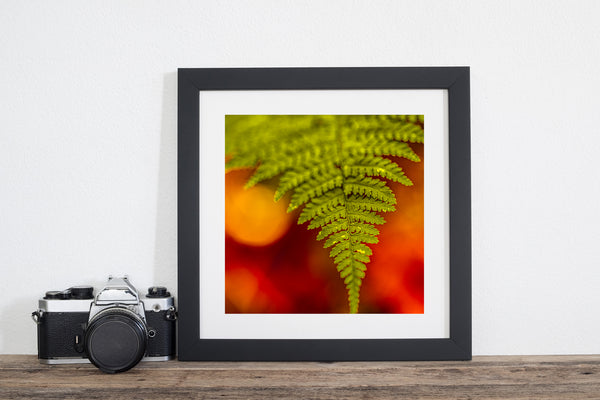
[70,286,94,299]
[84,309,147,374]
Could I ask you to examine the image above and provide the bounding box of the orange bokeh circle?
[225,174,293,247]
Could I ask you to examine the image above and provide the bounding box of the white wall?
[1,0,599,355]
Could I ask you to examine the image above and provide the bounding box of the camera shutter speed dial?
[146,286,170,298]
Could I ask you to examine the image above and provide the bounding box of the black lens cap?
[44,290,71,300]
[146,286,170,298]
[85,309,147,374]
[70,286,94,299]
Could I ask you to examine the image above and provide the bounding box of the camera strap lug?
[31,310,43,324]
[166,307,177,321]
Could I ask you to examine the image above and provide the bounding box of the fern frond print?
[225,115,424,314]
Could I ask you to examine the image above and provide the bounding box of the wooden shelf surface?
[1,354,599,399]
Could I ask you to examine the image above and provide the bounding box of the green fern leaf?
[348,222,380,236]
[348,209,386,225]
[225,115,423,313]
[275,161,337,201]
[289,172,344,211]
[345,141,421,162]
[329,241,351,258]
[345,195,396,213]
[343,156,413,186]
[297,189,345,225]
[347,115,425,143]
[316,220,348,241]
[343,177,397,205]
[225,154,259,170]
[307,205,346,230]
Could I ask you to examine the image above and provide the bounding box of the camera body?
[33,276,176,373]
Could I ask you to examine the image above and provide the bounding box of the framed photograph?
[177,67,471,361]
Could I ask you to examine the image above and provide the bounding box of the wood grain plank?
[1,355,599,399]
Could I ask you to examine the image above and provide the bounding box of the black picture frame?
[177,67,471,361]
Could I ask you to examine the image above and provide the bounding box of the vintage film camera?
[32,276,176,373]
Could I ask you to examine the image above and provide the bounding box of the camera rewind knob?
[44,290,71,300]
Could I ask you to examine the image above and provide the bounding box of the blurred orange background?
[225,144,424,314]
